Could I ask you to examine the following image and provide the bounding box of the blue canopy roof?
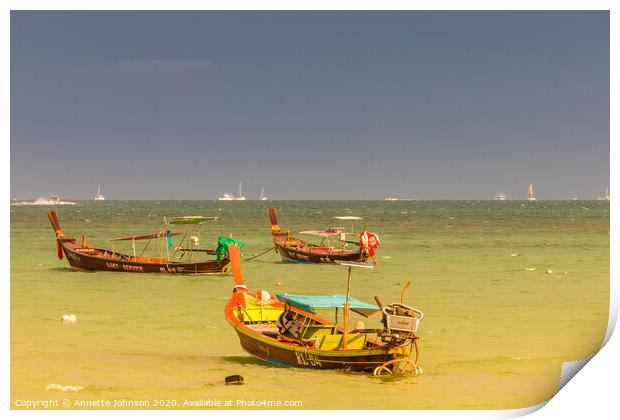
[276,294,381,317]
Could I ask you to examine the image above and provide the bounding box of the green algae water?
[10,200,609,409]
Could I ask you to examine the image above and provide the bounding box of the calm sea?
[10,200,609,409]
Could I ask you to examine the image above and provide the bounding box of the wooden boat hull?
[231,323,397,371]
[273,241,367,264]
[268,208,368,264]
[224,288,406,372]
[59,240,229,274]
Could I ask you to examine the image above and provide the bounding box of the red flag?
[57,241,64,260]
[359,230,380,257]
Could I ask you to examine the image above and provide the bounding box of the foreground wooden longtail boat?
[225,245,424,375]
[268,208,379,264]
[48,211,239,274]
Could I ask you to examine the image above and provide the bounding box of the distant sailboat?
[495,193,508,201]
[597,186,610,201]
[259,185,269,201]
[94,184,105,201]
[527,184,536,201]
[218,182,247,201]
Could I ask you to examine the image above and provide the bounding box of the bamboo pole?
[342,265,352,351]
[166,231,171,262]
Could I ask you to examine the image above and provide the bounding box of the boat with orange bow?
[224,244,424,375]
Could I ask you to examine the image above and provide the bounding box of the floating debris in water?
[448,217,456,220]
[45,384,83,392]
[275,281,283,287]
[61,314,77,323]
[225,375,244,385]
[510,253,519,257]
[545,269,553,274]
[382,256,391,259]
[525,268,537,271]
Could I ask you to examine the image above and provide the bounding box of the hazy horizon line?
[10,197,610,202]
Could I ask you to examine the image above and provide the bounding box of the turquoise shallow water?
[10,200,609,409]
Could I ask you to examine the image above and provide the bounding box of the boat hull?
[60,242,229,274]
[267,208,368,264]
[224,288,406,372]
[232,325,396,371]
[273,241,367,264]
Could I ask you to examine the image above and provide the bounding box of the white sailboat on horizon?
[218,182,247,201]
[598,186,610,201]
[527,184,536,201]
[94,184,106,201]
[259,185,269,201]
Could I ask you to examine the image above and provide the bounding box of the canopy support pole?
[342,265,352,351]
[166,233,171,262]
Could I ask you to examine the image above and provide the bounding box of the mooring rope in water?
[244,246,276,261]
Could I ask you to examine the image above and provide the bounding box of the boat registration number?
[295,352,322,367]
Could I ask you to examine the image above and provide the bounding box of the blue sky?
[11,11,609,199]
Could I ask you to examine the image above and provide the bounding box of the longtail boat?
[224,245,424,375]
[48,211,243,274]
[268,208,379,264]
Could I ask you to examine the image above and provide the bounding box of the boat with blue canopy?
[276,294,381,317]
[224,246,425,375]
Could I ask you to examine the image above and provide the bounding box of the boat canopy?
[165,216,218,225]
[111,231,186,241]
[276,294,380,317]
[332,216,363,220]
[299,228,344,237]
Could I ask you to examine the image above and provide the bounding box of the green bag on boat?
[216,237,245,261]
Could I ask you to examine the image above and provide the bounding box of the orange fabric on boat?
[310,247,330,254]
[229,245,244,285]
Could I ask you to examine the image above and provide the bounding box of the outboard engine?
[374,297,424,346]
[276,308,304,339]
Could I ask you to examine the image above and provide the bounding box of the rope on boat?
[244,246,276,261]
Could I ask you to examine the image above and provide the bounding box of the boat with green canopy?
[224,246,424,375]
[48,211,243,274]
